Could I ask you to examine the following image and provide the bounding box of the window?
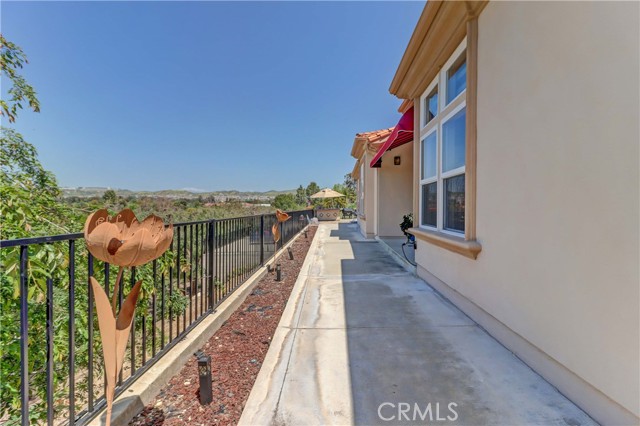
[425,87,438,125]
[359,163,365,215]
[419,40,467,235]
[446,52,466,104]
[421,131,437,180]
[421,182,437,227]
[444,174,465,232]
[442,108,466,172]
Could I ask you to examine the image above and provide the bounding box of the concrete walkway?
[239,222,596,426]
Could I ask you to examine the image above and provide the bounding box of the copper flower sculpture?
[268,209,292,273]
[84,209,173,426]
[271,209,291,244]
[275,209,290,224]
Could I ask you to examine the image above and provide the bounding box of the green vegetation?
[0,35,40,123]
[273,179,356,211]
[0,35,356,424]
[1,35,75,424]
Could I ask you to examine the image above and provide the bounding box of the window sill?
[408,227,482,259]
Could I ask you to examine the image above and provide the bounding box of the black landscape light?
[276,263,282,281]
[197,352,212,405]
[287,247,294,260]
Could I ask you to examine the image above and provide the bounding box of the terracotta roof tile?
[355,127,394,143]
[351,127,394,159]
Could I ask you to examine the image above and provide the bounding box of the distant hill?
[61,187,296,200]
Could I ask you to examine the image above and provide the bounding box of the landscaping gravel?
[129,226,316,426]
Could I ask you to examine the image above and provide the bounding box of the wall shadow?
[337,221,484,425]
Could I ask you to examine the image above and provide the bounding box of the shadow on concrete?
[336,221,594,426]
[336,223,482,425]
[328,222,369,241]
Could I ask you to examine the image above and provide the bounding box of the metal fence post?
[207,220,215,312]
[19,245,29,426]
[259,215,265,266]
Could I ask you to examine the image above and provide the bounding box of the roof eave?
[389,1,488,100]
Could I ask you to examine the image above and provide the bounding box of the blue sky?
[3,1,424,192]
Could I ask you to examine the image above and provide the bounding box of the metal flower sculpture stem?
[84,209,173,426]
[270,209,291,270]
[111,266,124,315]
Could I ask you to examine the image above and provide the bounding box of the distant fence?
[0,209,313,425]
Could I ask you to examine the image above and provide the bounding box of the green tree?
[305,181,320,198]
[0,36,71,423]
[0,37,192,424]
[0,34,40,123]
[344,173,355,193]
[294,185,307,206]
[272,193,299,211]
[342,174,357,208]
[102,189,117,204]
[0,128,76,239]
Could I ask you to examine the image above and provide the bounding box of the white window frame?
[418,38,467,236]
[359,162,365,215]
[419,126,438,229]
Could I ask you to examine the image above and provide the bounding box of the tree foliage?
[0,34,357,423]
[294,185,307,206]
[102,189,117,204]
[272,193,299,211]
[0,128,76,240]
[341,173,357,208]
[343,173,356,194]
[0,34,40,123]
[305,182,320,198]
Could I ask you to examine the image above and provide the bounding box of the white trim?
[359,162,365,215]
[440,103,466,178]
[419,127,438,182]
[418,37,468,235]
[441,226,465,237]
[420,76,440,129]
[441,168,465,180]
[418,180,438,229]
[440,98,466,125]
[442,38,467,109]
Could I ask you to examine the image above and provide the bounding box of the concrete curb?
[89,227,308,426]
[238,225,322,426]
[375,236,417,275]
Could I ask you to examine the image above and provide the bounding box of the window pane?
[444,174,465,232]
[425,88,438,124]
[421,132,437,180]
[446,54,466,104]
[442,108,466,172]
[421,182,437,227]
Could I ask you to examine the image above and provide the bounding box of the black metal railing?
[0,209,313,425]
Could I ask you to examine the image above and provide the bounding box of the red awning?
[369,106,414,167]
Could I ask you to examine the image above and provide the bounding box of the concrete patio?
[239,221,596,425]
[378,236,416,269]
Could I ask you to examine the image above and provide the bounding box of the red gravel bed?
[129,226,317,426]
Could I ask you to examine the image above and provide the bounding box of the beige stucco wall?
[414,1,639,422]
[357,152,377,238]
[376,143,414,237]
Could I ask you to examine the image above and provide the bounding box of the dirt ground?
[129,226,316,426]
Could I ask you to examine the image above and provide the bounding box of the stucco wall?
[357,152,377,238]
[414,1,639,421]
[376,143,414,237]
